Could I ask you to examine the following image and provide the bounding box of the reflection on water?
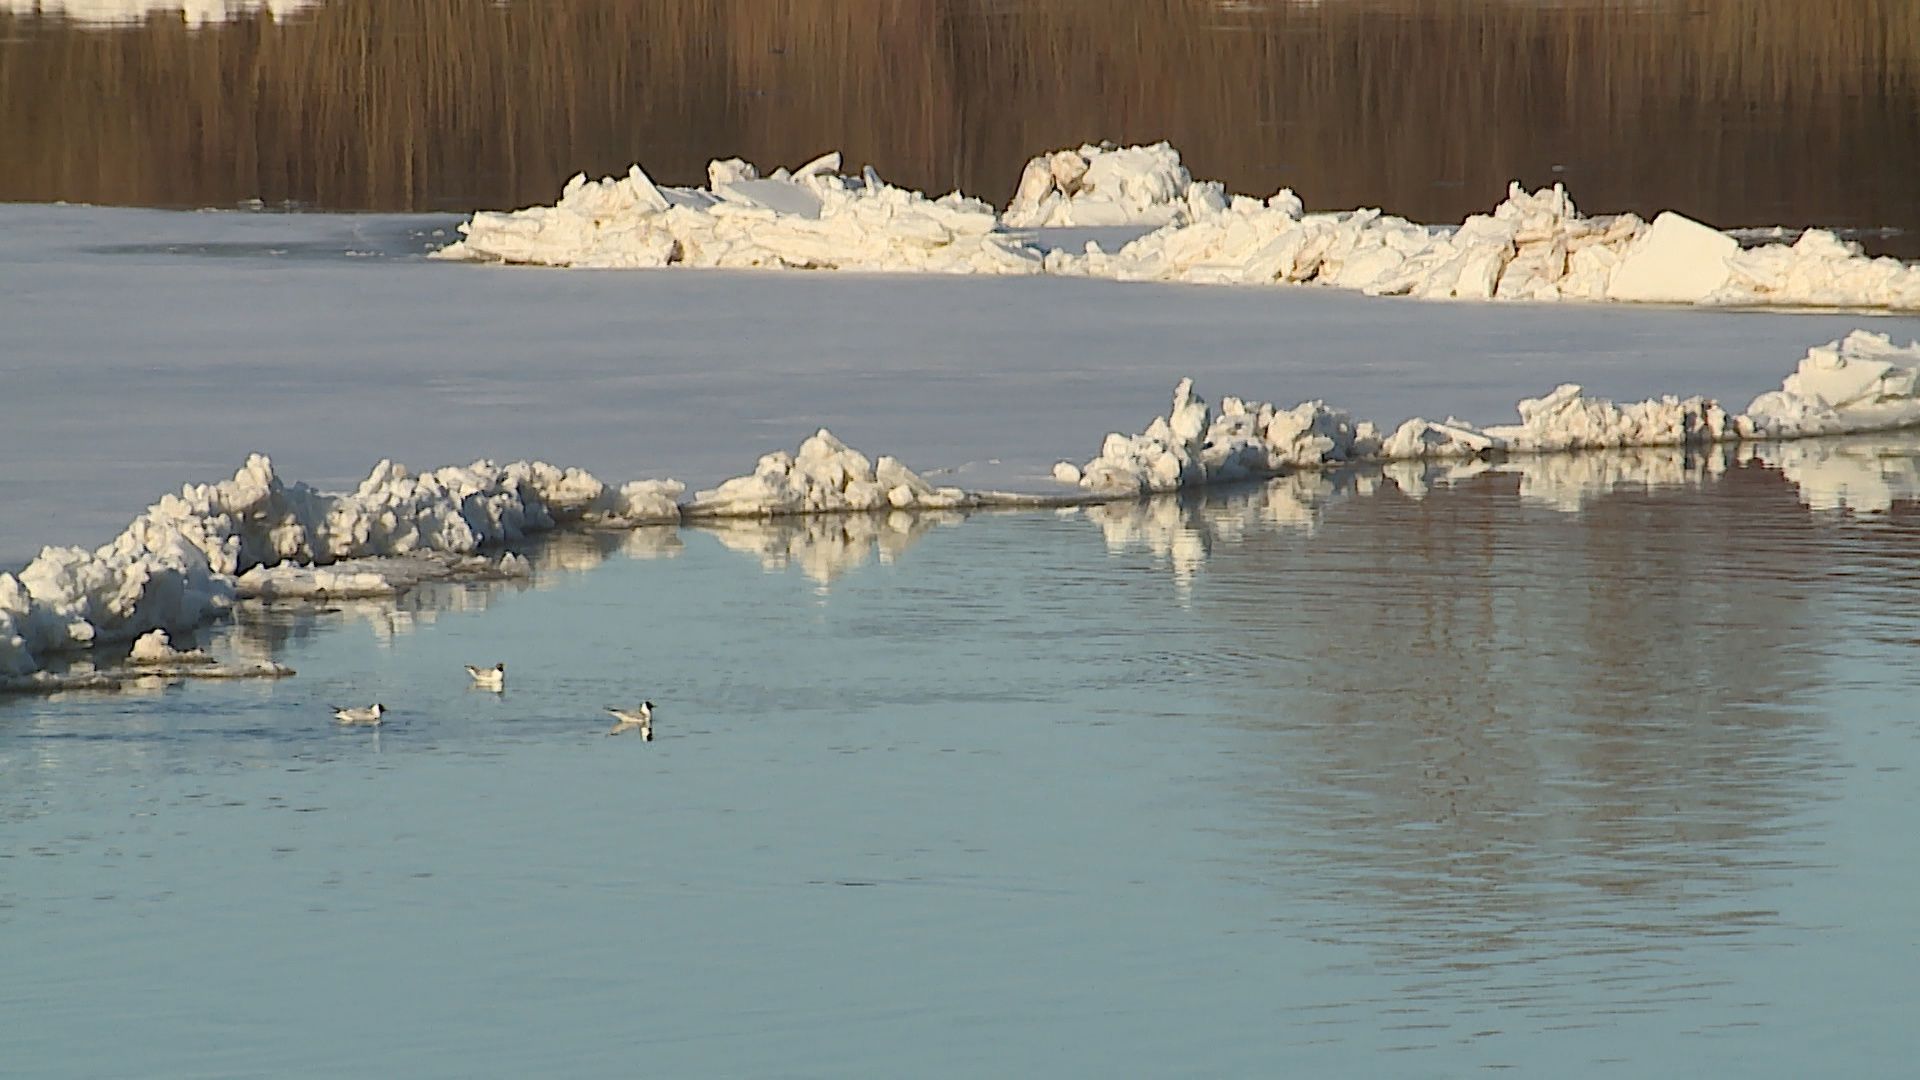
[697,509,964,588]
[1192,463,1834,1013]
[2,0,1917,252]
[5,439,1920,1073]
[1089,433,1920,587]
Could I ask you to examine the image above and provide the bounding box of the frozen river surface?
[5,466,1920,1077]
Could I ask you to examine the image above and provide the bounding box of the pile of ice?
[1740,331,1920,438]
[1071,183,1617,298]
[1004,142,1224,229]
[685,429,975,517]
[1,0,314,24]
[435,153,1043,275]
[0,426,991,680]
[0,454,677,679]
[1060,332,1920,496]
[127,628,213,665]
[437,141,1920,310]
[1382,384,1736,460]
[0,627,294,695]
[236,553,532,601]
[1078,180,1920,308]
[1052,377,1383,495]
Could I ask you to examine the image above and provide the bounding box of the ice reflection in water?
[1096,432,1920,589]
[695,510,964,589]
[4,437,1920,1075]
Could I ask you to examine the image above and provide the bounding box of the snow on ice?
[684,429,975,517]
[0,428,962,681]
[1003,142,1223,229]
[0,454,676,681]
[434,153,1042,275]
[439,144,1920,312]
[1059,331,1920,494]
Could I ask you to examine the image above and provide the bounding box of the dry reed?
[0,0,1913,237]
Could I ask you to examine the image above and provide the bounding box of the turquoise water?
[4,457,1919,1077]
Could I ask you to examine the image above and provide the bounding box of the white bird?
[332,703,386,726]
[606,702,654,740]
[465,662,506,691]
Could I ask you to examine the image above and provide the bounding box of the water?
[6,453,1919,1076]
[2,0,1917,254]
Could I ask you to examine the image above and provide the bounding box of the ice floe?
[434,153,1042,275]
[684,429,975,517]
[439,143,1920,311]
[1072,179,1920,309]
[0,659,295,696]
[1,0,313,24]
[2,623,293,695]
[1004,142,1223,229]
[0,424,986,681]
[0,454,672,680]
[1740,331,1920,438]
[1062,333,1920,497]
[1063,377,1382,495]
[128,627,214,665]
[1382,384,1735,460]
[236,553,532,601]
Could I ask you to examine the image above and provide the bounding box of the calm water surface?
[2,0,1917,253]
[5,447,1919,1076]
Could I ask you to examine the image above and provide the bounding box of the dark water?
[2,0,1917,252]
[5,460,1920,1076]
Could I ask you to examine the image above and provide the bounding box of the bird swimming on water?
[332,703,386,726]
[606,702,654,740]
[465,662,506,691]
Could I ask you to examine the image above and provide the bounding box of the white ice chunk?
[1071,378,1380,494]
[0,453,687,677]
[128,628,214,665]
[8,2,317,26]
[1004,142,1204,229]
[436,141,1919,311]
[1743,331,1920,438]
[1605,211,1737,303]
[685,430,973,517]
[437,151,1043,276]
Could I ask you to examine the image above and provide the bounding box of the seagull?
[465,662,506,691]
[606,702,654,740]
[332,703,386,726]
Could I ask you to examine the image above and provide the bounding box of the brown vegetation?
[1,0,1914,236]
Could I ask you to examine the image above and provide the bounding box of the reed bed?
[1,0,1913,236]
